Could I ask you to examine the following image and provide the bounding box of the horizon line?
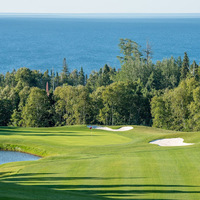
[0,13,200,18]
[1,12,200,14]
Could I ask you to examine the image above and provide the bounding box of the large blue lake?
[0,15,200,74]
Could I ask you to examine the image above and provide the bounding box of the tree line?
[0,38,199,131]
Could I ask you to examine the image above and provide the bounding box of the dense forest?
[0,39,199,131]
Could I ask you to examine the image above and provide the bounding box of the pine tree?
[180,52,189,80]
[102,64,111,86]
[144,41,153,66]
[70,69,79,86]
[190,60,199,80]
[61,58,70,84]
[176,56,182,68]
[78,67,85,85]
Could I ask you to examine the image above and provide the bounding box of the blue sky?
[0,0,200,13]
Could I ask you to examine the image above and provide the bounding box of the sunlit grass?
[0,125,199,200]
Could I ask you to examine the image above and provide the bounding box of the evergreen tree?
[190,60,199,80]
[50,68,55,91]
[78,67,85,85]
[96,68,103,87]
[176,56,182,68]
[54,72,60,88]
[70,69,79,86]
[180,52,190,80]
[102,64,111,86]
[61,58,69,84]
[143,41,153,66]
[42,70,51,89]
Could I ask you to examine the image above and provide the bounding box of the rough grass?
[0,125,199,200]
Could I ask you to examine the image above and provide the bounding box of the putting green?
[0,125,199,200]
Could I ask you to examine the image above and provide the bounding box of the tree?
[22,87,52,127]
[69,69,79,86]
[190,60,199,80]
[0,86,19,111]
[54,85,91,125]
[115,57,152,86]
[116,39,153,86]
[60,58,70,84]
[102,64,113,86]
[188,87,200,130]
[15,67,36,87]
[78,67,85,85]
[54,86,67,125]
[158,57,180,89]
[0,99,13,126]
[42,69,51,89]
[117,39,142,64]
[10,109,21,127]
[143,41,153,66]
[9,86,31,127]
[5,70,16,87]
[180,52,190,80]
[73,85,91,124]
[151,78,199,131]
[90,86,105,124]
[151,96,169,129]
[99,82,150,126]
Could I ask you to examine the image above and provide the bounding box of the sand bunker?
[88,126,133,132]
[149,138,194,146]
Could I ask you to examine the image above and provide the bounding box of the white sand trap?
[87,126,133,132]
[150,138,194,146]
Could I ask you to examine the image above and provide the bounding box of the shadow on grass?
[0,129,100,137]
[0,172,199,200]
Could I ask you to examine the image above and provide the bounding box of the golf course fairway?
[0,125,199,200]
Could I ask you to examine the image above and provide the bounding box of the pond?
[0,151,40,164]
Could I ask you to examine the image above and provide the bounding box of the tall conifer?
[61,58,69,84]
[180,52,189,80]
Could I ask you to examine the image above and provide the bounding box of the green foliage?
[151,96,168,128]
[154,57,181,89]
[180,52,190,80]
[69,69,79,86]
[151,78,200,131]
[0,40,199,129]
[115,57,152,85]
[21,87,52,127]
[0,99,13,125]
[99,81,151,125]
[117,38,142,64]
[90,86,105,124]
[60,58,70,84]
[190,60,199,80]
[78,67,85,85]
[15,67,37,87]
[10,109,22,126]
[86,65,115,91]
[54,85,91,125]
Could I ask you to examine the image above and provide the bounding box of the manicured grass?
[0,125,199,200]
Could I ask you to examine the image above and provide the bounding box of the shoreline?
[0,148,43,158]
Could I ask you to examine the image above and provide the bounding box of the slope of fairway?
[0,125,200,200]
[0,126,132,156]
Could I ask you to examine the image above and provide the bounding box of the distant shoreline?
[0,13,200,19]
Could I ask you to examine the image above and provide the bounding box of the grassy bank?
[0,125,199,200]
